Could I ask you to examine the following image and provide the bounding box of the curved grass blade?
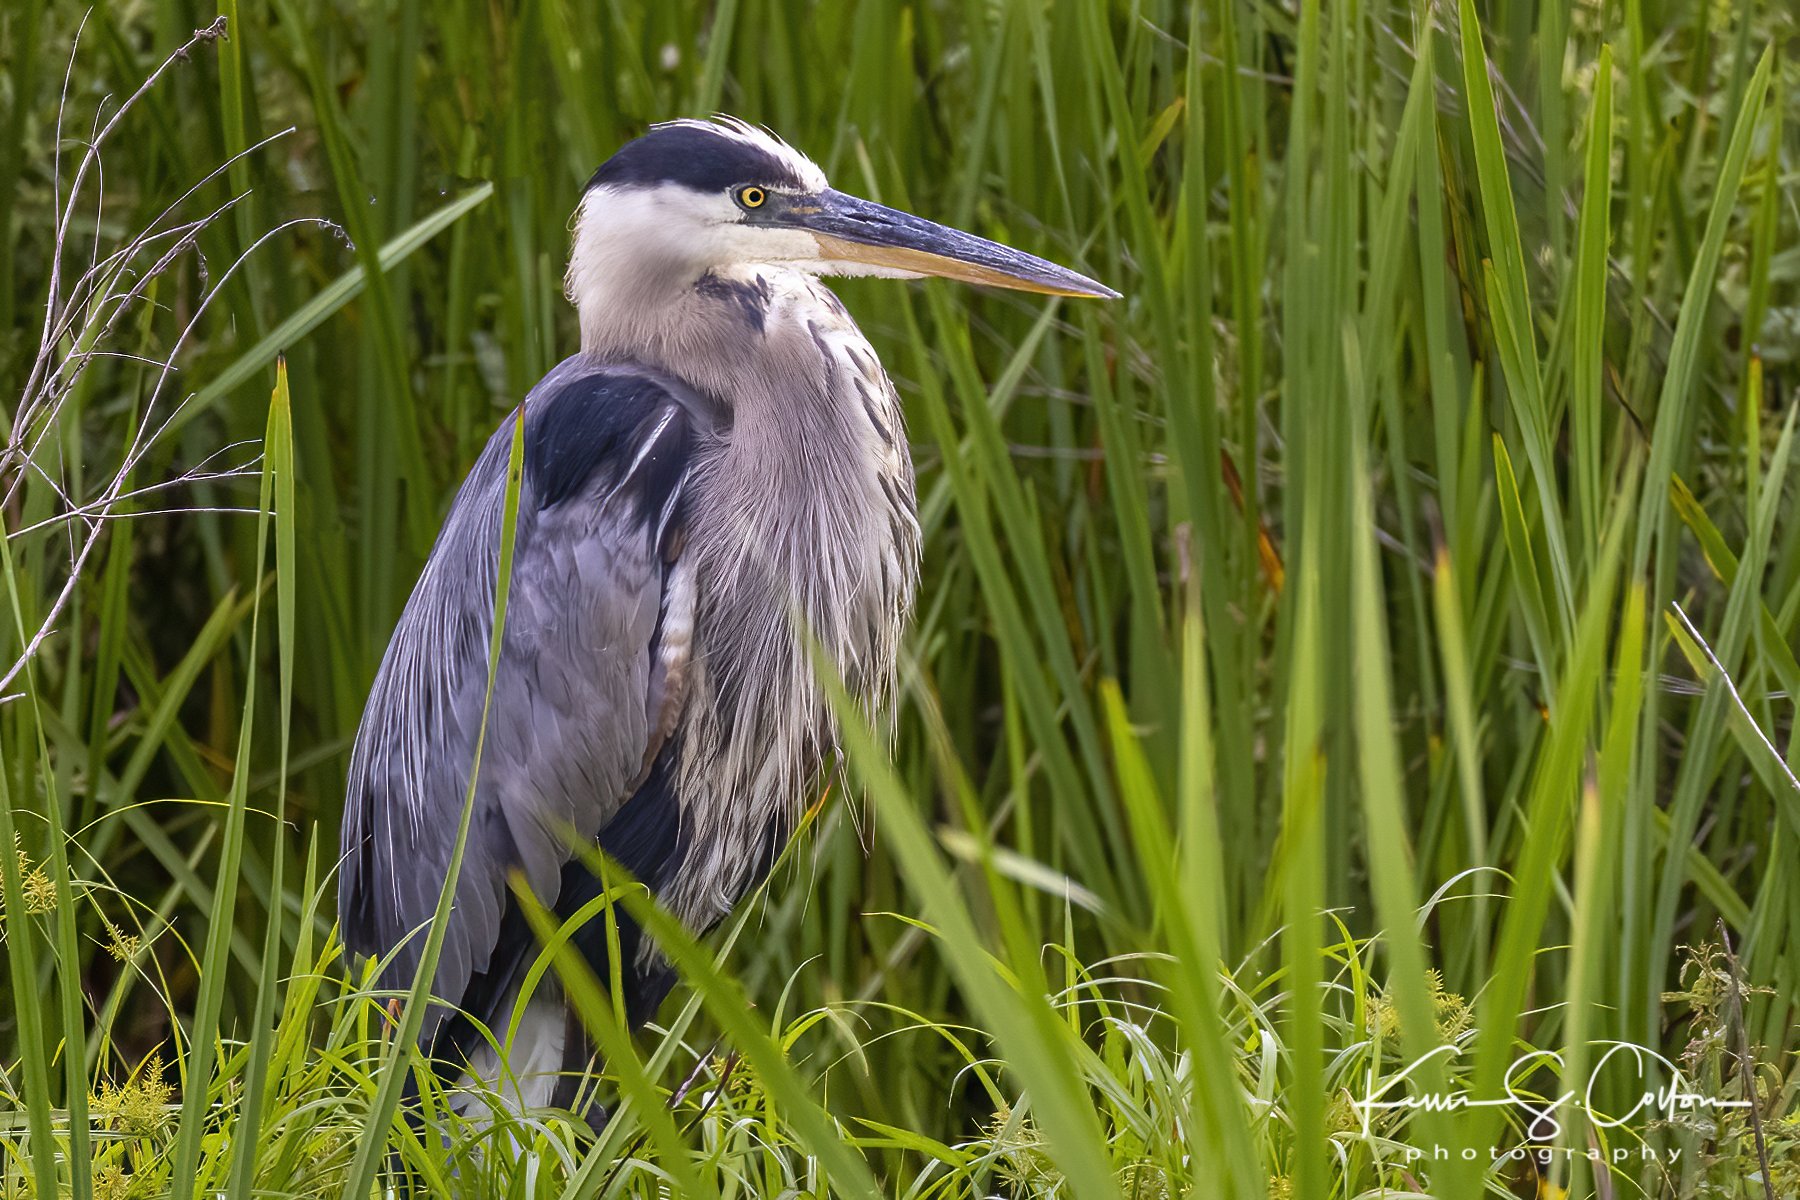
[337,403,527,1200]
[176,183,494,438]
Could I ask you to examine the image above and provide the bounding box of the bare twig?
[1,17,330,699]
[1670,601,1800,798]
[1716,921,1776,1200]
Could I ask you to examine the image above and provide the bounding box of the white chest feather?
[657,270,919,928]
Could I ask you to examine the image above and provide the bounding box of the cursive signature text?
[1350,1042,1752,1142]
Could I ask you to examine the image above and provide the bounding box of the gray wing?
[338,356,710,1016]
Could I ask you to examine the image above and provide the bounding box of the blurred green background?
[2,0,1799,1196]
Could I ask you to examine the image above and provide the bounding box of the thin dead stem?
[1,17,335,697]
[1670,600,1800,798]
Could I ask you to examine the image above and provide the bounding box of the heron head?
[567,118,1118,320]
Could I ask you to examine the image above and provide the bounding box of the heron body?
[338,118,1113,1117]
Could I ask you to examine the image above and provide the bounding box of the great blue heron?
[339,117,1116,1119]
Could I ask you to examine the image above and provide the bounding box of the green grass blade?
[176,183,494,438]
[0,508,61,1200]
[338,405,528,1200]
[225,361,296,1199]
[166,376,282,1200]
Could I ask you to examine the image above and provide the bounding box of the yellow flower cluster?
[90,1053,175,1137]
[104,920,141,962]
[1368,968,1472,1042]
[92,1164,130,1200]
[2,833,58,918]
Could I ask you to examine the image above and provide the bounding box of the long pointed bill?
[776,189,1120,299]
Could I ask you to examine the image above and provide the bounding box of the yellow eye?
[738,186,766,209]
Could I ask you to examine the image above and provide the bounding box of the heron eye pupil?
[740,186,766,209]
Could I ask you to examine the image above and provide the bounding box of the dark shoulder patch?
[588,123,807,195]
[523,366,698,536]
[695,272,772,334]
